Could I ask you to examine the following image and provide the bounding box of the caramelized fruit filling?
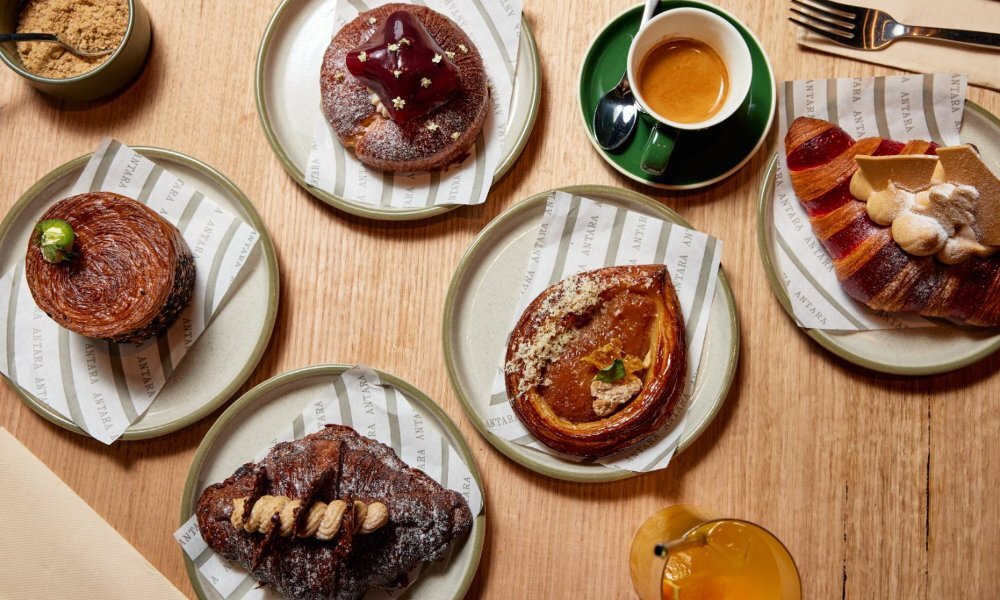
[537,290,656,423]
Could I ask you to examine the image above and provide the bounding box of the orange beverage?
[629,505,801,600]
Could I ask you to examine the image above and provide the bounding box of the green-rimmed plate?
[0,148,279,439]
[180,364,485,600]
[442,185,740,482]
[579,0,775,189]
[757,101,1000,375]
[256,0,541,221]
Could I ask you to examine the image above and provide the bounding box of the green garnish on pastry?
[594,359,626,383]
[34,219,75,264]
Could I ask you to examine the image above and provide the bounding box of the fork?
[789,0,1000,50]
[0,33,115,57]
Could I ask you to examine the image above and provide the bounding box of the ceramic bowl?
[0,0,151,101]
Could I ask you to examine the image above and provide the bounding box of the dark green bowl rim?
[0,0,141,85]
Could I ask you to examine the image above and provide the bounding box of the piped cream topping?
[850,152,999,264]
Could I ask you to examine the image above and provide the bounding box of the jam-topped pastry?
[785,116,1000,326]
[504,265,687,458]
[321,4,489,172]
[345,10,462,124]
[25,192,195,343]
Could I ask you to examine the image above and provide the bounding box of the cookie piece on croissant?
[784,117,1000,326]
[196,425,473,600]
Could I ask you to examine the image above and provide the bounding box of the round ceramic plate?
[578,0,776,190]
[180,364,485,600]
[757,101,1000,375]
[256,0,541,221]
[0,148,279,439]
[442,185,740,482]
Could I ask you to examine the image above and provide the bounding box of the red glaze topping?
[345,11,462,123]
[786,126,854,171]
[825,214,881,260]
[872,139,905,156]
[804,180,853,218]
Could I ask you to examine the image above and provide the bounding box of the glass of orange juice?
[629,505,801,599]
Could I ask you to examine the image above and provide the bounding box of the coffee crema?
[637,38,729,124]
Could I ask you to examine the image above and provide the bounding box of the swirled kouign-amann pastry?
[196,425,473,600]
[24,192,195,343]
[504,265,687,458]
[785,116,1000,326]
[320,4,489,172]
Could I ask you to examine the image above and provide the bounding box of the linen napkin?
[175,364,482,600]
[486,191,724,474]
[771,74,968,331]
[0,140,260,444]
[304,0,523,209]
[0,428,186,599]
[795,0,1000,91]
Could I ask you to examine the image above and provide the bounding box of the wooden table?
[1,1,998,597]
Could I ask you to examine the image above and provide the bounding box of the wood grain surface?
[1,1,998,598]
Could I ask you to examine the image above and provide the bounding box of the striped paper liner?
[305,0,522,208]
[771,74,968,330]
[174,364,483,600]
[0,140,259,444]
[485,191,723,473]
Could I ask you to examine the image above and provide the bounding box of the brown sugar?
[16,0,129,79]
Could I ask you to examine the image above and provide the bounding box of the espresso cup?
[627,8,753,176]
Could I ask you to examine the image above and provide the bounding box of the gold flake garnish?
[358,51,367,62]
[445,51,456,59]
[367,17,377,25]
[393,70,402,78]
[420,77,432,88]
[392,97,406,109]
[427,122,439,132]
[333,71,345,81]
[450,131,460,140]
[432,53,442,64]
[459,44,468,53]
[400,37,411,46]
[387,43,400,52]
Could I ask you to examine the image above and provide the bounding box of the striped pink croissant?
[784,117,1000,326]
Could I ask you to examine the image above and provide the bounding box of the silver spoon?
[592,0,659,152]
[0,33,115,57]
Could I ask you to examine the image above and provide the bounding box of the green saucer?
[578,0,776,189]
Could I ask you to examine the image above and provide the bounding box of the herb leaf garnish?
[594,359,626,383]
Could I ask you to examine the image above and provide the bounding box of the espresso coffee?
[638,38,730,124]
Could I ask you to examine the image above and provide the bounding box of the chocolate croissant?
[784,117,1000,326]
[25,192,195,343]
[196,425,473,600]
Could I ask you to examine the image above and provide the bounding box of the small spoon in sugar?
[0,33,115,57]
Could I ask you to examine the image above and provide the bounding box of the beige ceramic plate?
[180,364,485,600]
[442,185,740,482]
[0,148,279,439]
[757,101,1000,375]
[256,0,541,221]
